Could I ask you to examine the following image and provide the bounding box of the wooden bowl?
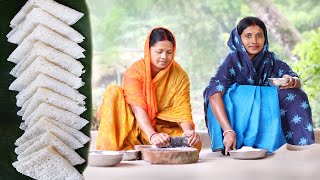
[141,147,199,164]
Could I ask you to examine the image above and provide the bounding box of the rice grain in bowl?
[88,150,123,167]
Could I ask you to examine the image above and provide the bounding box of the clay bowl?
[229,148,268,160]
[134,145,153,151]
[268,78,288,87]
[121,150,141,161]
[88,150,123,167]
[141,147,199,164]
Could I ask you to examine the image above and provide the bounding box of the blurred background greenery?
[86,0,320,130]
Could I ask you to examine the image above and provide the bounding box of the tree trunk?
[245,0,303,60]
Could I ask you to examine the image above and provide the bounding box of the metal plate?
[229,149,268,160]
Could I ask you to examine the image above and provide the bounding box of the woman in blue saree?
[203,17,315,155]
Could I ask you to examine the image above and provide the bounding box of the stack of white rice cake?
[6,0,90,179]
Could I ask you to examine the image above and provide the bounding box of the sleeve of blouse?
[274,60,298,78]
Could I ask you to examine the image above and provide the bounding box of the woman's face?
[150,40,174,72]
[240,25,265,60]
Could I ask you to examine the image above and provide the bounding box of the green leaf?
[0,0,92,179]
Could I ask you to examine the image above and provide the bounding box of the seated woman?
[96,27,201,151]
[203,17,315,155]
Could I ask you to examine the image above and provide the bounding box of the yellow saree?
[96,27,200,151]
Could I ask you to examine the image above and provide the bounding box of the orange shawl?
[122,27,194,128]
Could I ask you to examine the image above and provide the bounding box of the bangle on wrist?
[223,130,236,137]
[149,132,157,143]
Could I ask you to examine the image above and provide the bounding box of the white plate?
[268,78,288,87]
[229,148,268,160]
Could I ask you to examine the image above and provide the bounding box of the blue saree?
[204,28,314,150]
[207,83,286,153]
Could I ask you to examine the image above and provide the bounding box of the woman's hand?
[150,133,170,147]
[183,130,200,147]
[280,74,298,89]
[223,131,236,155]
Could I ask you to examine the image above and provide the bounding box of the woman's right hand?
[223,132,236,155]
[150,133,170,147]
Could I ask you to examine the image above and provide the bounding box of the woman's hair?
[237,17,267,37]
[149,28,175,47]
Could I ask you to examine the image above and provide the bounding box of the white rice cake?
[22,102,88,131]
[10,0,84,27]
[9,56,84,91]
[8,8,84,44]
[12,146,84,180]
[15,134,41,155]
[15,116,83,149]
[16,73,85,107]
[44,117,90,144]
[17,98,30,116]
[11,41,84,77]
[8,24,85,63]
[17,131,85,166]
[21,87,86,121]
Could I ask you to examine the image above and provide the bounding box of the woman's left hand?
[280,74,296,89]
[183,130,200,147]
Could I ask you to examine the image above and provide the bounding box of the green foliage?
[293,29,320,98]
[293,28,320,127]
[88,0,320,129]
[274,0,320,32]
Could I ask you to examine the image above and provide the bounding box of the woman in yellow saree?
[96,27,201,151]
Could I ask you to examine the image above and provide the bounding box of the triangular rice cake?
[10,0,84,28]
[17,131,85,166]
[12,146,84,180]
[17,98,30,116]
[20,87,86,121]
[44,118,90,144]
[15,116,83,149]
[15,135,41,155]
[22,102,88,130]
[7,8,84,44]
[11,41,84,78]
[9,56,84,91]
[8,24,84,63]
[16,73,85,107]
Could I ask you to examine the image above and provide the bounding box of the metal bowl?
[121,150,141,161]
[268,78,288,87]
[88,150,123,167]
[229,148,268,160]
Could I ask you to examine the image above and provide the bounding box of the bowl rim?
[89,150,124,156]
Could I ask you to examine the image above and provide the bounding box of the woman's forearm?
[209,92,232,131]
[130,105,156,137]
[179,122,193,132]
